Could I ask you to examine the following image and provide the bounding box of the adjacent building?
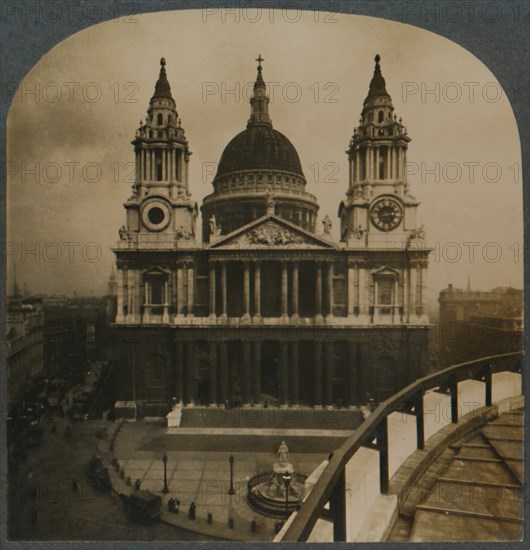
[6,298,45,406]
[438,284,523,366]
[112,55,432,416]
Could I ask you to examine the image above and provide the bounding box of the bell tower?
[121,58,197,249]
[339,55,421,249]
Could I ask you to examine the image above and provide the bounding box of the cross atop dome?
[249,55,271,126]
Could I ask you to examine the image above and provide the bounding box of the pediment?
[142,266,170,276]
[208,215,336,249]
[373,265,399,277]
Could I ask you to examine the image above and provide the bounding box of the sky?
[6,9,523,313]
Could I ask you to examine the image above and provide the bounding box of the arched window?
[378,110,384,123]
[157,113,163,126]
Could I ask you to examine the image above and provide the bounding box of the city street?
[7,413,216,541]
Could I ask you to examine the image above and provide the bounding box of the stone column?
[242,342,251,403]
[347,264,355,318]
[176,266,184,319]
[315,263,323,323]
[253,341,262,403]
[242,262,251,322]
[186,341,196,404]
[409,266,417,320]
[280,341,289,404]
[134,270,142,323]
[220,263,227,321]
[326,262,334,321]
[375,147,380,180]
[280,262,289,322]
[175,339,184,403]
[291,341,299,404]
[209,263,216,319]
[314,341,322,406]
[348,341,356,407]
[162,149,166,181]
[325,342,334,405]
[116,269,124,322]
[358,265,368,323]
[355,150,360,182]
[184,156,189,185]
[291,262,299,322]
[219,342,228,403]
[126,270,134,322]
[162,280,169,323]
[142,278,150,323]
[186,264,194,317]
[209,342,217,404]
[418,265,425,317]
[253,262,261,321]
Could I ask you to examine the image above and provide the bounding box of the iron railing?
[281,351,523,542]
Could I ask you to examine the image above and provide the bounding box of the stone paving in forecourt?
[111,419,335,540]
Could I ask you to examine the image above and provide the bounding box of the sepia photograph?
[2,1,527,545]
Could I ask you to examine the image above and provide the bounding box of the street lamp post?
[162,453,169,493]
[228,455,235,495]
[282,473,292,521]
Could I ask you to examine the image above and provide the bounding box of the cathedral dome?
[216,124,304,178]
[201,57,319,241]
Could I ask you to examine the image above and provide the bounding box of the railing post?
[449,373,458,423]
[483,363,492,407]
[415,391,425,449]
[377,417,389,494]
[329,468,347,542]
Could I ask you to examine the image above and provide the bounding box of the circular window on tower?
[141,200,171,231]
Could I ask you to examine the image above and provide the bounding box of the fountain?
[247,441,307,518]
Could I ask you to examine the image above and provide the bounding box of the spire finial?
[375,54,380,66]
[161,57,166,67]
[248,55,271,126]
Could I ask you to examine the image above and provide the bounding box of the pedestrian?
[174,498,180,514]
[72,479,80,494]
[168,497,175,512]
[188,501,196,520]
[134,478,141,490]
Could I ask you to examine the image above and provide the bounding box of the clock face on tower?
[370,198,403,232]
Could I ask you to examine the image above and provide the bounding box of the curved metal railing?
[281,351,523,542]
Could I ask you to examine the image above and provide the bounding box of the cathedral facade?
[112,56,431,415]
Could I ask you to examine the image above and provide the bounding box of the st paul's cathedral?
[112,55,432,416]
